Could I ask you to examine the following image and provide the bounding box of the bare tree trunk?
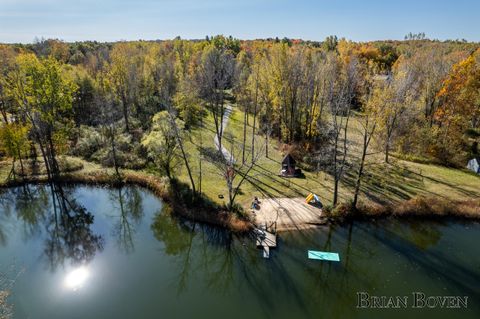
[289,98,295,142]
[334,113,350,206]
[332,125,339,206]
[109,126,120,177]
[0,107,8,124]
[265,129,269,159]
[8,157,16,180]
[242,107,247,164]
[169,112,196,196]
[121,94,130,132]
[219,99,225,152]
[385,142,390,163]
[47,129,60,179]
[198,117,203,194]
[212,99,225,153]
[16,146,25,177]
[384,114,397,164]
[353,119,376,209]
[251,103,257,164]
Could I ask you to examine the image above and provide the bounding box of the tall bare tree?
[330,58,359,206]
[196,45,235,152]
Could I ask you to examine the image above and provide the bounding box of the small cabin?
[467,158,480,174]
[281,154,300,177]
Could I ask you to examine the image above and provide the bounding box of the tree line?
[0,35,479,210]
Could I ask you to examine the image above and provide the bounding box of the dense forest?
[0,35,479,213]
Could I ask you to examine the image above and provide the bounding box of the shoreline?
[0,164,478,232]
[0,168,253,233]
[256,196,480,232]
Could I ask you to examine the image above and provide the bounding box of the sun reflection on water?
[64,266,90,291]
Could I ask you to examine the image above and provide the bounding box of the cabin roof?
[282,154,296,166]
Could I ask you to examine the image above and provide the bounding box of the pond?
[0,184,479,319]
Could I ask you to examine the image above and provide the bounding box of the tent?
[281,154,297,177]
[467,158,480,174]
[306,193,322,207]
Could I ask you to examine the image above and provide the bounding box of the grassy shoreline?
[0,163,252,233]
[328,197,480,221]
[0,156,478,231]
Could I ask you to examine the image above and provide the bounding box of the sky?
[0,0,479,43]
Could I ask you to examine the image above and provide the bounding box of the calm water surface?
[0,184,479,319]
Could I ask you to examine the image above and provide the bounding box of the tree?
[378,68,416,163]
[0,45,16,124]
[71,67,98,126]
[9,54,77,180]
[248,53,262,163]
[142,111,182,180]
[0,123,30,179]
[144,43,177,121]
[167,109,197,196]
[107,43,144,132]
[256,53,275,158]
[96,70,123,177]
[269,44,305,142]
[323,35,338,52]
[196,45,235,152]
[402,48,454,126]
[330,58,359,206]
[432,51,480,163]
[233,50,252,164]
[352,86,383,209]
[202,137,263,211]
[436,52,480,130]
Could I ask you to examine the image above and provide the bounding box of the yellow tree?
[0,122,30,179]
[436,51,480,132]
[433,50,480,163]
[352,83,384,209]
[142,111,182,180]
[107,42,146,132]
[0,45,17,124]
[9,53,77,179]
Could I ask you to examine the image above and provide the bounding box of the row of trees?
[0,36,479,210]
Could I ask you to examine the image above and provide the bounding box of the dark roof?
[282,154,296,166]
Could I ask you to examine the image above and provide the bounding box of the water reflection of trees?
[0,185,49,245]
[151,205,192,256]
[16,185,49,239]
[43,183,104,271]
[109,186,143,254]
[0,184,148,270]
[151,207,259,295]
[396,219,442,250]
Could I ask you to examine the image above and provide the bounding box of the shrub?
[71,126,103,159]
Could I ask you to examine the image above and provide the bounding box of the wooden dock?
[254,197,324,231]
[255,225,277,259]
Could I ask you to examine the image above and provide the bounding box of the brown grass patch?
[0,167,252,233]
[354,197,480,219]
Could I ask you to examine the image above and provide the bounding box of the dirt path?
[252,197,325,231]
[213,104,235,164]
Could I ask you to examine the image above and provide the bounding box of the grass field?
[0,104,478,213]
[177,104,480,209]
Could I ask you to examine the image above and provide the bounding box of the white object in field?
[467,158,480,174]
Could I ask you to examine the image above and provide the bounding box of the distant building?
[467,158,480,174]
[372,74,392,82]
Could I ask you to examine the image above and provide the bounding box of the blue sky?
[0,0,479,43]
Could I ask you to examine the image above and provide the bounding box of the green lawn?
[2,105,476,211]
[177,105,480,209]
